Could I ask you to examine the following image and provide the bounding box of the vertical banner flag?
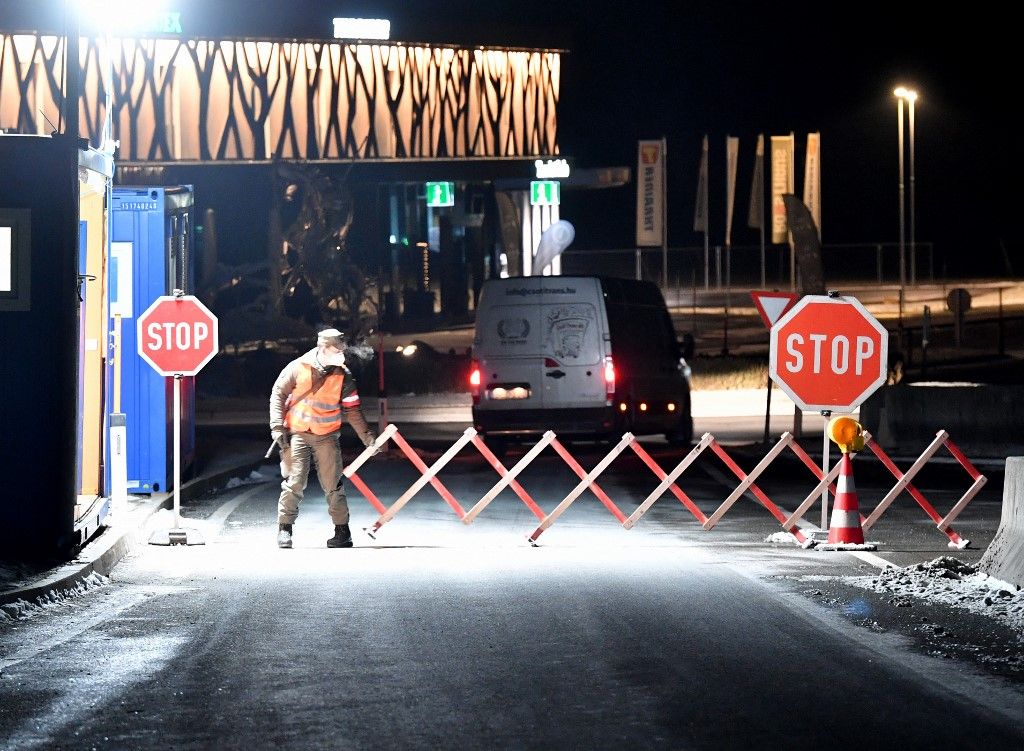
[636,140,664,247]
[803,132,822,238]
[770,133,795,244]
[693,135,709,233]
[725,135,739,246]
[748,134,765,229]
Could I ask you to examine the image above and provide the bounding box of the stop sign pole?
[769,292,888,533]
[137,291,219,546]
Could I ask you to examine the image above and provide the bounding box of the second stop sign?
[769,295,888,413]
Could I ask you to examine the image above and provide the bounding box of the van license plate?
[489,385,530,400]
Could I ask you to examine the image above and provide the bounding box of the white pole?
[110,414,127,509]
[908,96,916,286]
[378,327,388,438]
[896,96,906,335]
[759,147,766,288]
[110,314,128,512]
[173,374,182,530]
[821,411,831,532]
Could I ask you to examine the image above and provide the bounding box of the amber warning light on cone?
[828,416,865,454]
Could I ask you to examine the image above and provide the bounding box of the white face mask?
[317,346,346,369]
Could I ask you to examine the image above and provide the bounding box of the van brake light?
[469,361,482,404]
[603,356,615,400]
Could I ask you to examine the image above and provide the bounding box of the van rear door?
[475,277,607,412]
[537,279,605,408]
[474,286,545,412]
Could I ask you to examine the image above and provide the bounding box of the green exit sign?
[530,180,560,206]
[425,181,454,207]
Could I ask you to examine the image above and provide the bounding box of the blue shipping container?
[106,186,196,494]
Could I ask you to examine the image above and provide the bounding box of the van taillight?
[469,361,481,404]
[603,356,615,400]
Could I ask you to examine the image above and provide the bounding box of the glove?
[363,432,380,456]
[271,427,289,451]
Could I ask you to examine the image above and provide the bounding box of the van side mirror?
[678,332,695,360]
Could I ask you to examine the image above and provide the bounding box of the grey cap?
[317,328,345,349]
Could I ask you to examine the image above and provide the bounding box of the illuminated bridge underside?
[0,35,560,163]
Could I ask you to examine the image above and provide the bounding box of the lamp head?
[894,86,919,102]
[828,416,865,454]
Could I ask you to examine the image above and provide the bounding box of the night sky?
[3,0,1019,277]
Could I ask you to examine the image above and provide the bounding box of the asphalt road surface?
[1,442,1021,750]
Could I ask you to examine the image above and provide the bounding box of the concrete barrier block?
[978,457,1024,588]
[859,384,1024,457]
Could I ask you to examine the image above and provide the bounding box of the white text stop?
[783,333,876,376]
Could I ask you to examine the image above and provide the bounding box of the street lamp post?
[894,88,906,339]
[894,85,919,340]
[907,90,918,285]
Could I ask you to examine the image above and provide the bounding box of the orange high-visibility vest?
[284,365,344,435]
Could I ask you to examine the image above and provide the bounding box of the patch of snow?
[765,532,801,545]
[844,556,1024,635]
[910,381,982,388]
[815,542,878,551]
[765,532,821,549]
[0,572,109,624]
[224,469,269,489]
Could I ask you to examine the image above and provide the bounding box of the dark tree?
[277,163,377,340]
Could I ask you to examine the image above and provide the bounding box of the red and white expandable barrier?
[341,424,986,548]
[525,432,633,544]
[860,430,984,549]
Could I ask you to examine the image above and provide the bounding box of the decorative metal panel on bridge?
[0,35,561,163]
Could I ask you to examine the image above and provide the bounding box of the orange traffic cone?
[827,452,866,545]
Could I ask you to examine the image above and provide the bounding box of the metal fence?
[561,242,936,290]
[560,242,1024,371]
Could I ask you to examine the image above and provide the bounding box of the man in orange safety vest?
[269,328,377,549]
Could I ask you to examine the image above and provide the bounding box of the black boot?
[326,524,353,548]
[277,523,293,549]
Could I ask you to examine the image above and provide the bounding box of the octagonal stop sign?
[137,295,219,376]
[769,295,888,412]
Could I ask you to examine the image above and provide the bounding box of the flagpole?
[703,233,709,290]
[661,136,668,291]
[723,135,739,357]
[789,131,796,292]
[759,224,766,288]
[749,134,767,288]
[695,135,710,291]
[758,153,766,289]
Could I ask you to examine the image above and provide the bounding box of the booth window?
[0,209,30,311]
